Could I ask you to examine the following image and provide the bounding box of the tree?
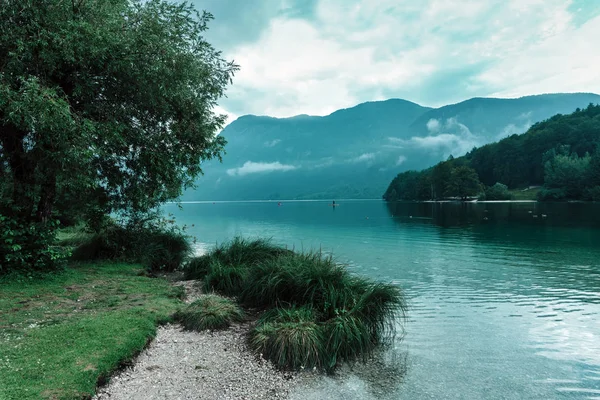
[431,161,453,199]
[484,182,512,200]
[543,151,590,199]
[0,0,237,222]
[446,166,482,200]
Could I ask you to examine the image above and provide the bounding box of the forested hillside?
[383,104,600,202]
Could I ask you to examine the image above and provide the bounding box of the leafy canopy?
[0,0,238,219]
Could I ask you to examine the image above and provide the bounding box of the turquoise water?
[164,200,600,399]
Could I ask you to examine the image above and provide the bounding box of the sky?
[193,0,600,123]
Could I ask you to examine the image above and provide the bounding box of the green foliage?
[176,295,244,331]
[446,166,482,199]
[482,182,512,201]
[0,212,69,274]
[184,255,213,280]
[384,104,600,202]
[183,237,290,280]
[72,212,190,272]
[0,0,237,273]
[250,307,324,370]
[0,262,181,400]
[202,260,249,297]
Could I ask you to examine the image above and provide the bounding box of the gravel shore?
[93,280,301,400]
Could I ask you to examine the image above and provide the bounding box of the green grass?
[508,186,542,201]
[55,225,94,248]
[176,294,244,331]
[0,262,182,400]
[184,239,407,372]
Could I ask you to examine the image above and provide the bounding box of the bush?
[176,295,244,331]
[72,213,190,272]
[0,213,69,274]
[483,182,512,200]
[584,186,600,201]
[538,188,566,201]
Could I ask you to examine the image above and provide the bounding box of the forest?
[383,104,600,202]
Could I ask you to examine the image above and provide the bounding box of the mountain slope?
[182,93,600,201]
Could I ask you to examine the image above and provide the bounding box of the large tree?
[0,0,237,222]
[446,166,482,200]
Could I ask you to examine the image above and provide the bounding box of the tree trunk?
[36,173,56,222]
[1,123,36,219]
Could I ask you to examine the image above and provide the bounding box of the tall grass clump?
[202,259,249,297]
[242,251,406,371]
[250,306,324,370]
[176,294,244,331]
[183,236,290,280]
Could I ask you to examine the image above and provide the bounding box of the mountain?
[181,93,600,201]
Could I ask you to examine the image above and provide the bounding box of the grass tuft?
[182,236,290,280]
[176,294,244,331]
[202,260,249,297]
[250,307,324,370]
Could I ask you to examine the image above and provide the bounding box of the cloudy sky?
[193,0,600,122]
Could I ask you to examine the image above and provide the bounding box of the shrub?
[0,213,69,274]
[176,295,244,331]
[143,231,191,272]
[250,307,324,370]
[538,188,567,201]
[72,213,190,272]
[584,186,600,201]
[483,182,512,200]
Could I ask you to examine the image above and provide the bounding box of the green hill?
[383,104,600,202]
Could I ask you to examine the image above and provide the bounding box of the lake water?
[163,200,600,399]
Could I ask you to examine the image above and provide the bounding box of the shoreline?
[93,279,303,400]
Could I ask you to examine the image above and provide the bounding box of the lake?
[163,200,600,399]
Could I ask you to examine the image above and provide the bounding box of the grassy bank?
[0,263,183,400]
[508,187,542,201]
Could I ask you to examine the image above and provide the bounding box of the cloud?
[264,139,281,147]
[213,105,238,133]
[396,155,407,166]
[426,118,441,132]
[226,161,298,176]
[389,116,480,157]
[496,120,533,141]
[350,153,376,163]
[202,0,600,118]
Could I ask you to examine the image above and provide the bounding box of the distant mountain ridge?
[181,93,600,201]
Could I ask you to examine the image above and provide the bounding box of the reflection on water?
[165,200,600,399]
